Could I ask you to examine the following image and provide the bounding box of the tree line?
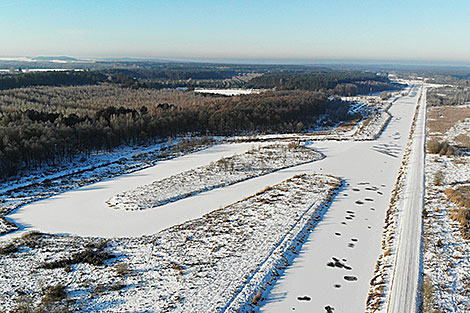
[0,85,351,179]
[247,71,400,95]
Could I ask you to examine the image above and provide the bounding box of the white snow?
[1,85,427,312]
[0,174,340,312]
[4,143,266,238]
[194,89,260,96]
[106,144,322,211]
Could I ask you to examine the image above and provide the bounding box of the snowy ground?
[423,154,470,312]
[0,138,214,235]
[107,144,322,211]
[421,99,470,312]
[0,85,425,312]
[3,142,270,238]
[0,174,340,313]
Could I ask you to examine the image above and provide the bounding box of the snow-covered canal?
[6,87,421,312]
[259,88,421,313]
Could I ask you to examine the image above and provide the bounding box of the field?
[0,174,341,312]
[422,99,470,312]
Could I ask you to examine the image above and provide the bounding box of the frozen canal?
[5,87,421,312]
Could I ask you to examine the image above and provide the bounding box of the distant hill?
[33,56,81,62]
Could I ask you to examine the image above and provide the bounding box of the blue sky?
[1,0,469,63]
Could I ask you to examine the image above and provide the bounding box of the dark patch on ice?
[345,216,353,220]
[325,305,335,313]
[334,284,341,288]
[344,275,358,281]
[357,182,369,185]
[343,193,349,197]
[370,207,375,211]
[297,295,311,301]
[351,238,358,242]
[365,187,378,191]
[381,184,386,187]
[365,198,374,202]
[368,225,372,229]
[342,258,347,262]
[335,232,341,236]
[346,210,355,214]
[355,200,364,205]
[377,191,383,195]
[328,257,352,270]
[348,243,355,248]
[352,188,360,192]
[341,222,347,225]
[372,143,400,158]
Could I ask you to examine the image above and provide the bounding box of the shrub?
[427,140,455,156]
[434,171,444,186]
[115,263,130,277]
[21,231,43,248]
[41,285,67,306]
[40,241,113,269]
[251,290,262,305]
[427,139,441,154]
[0,242,18,255]
[446,186,470,237]
[12,296,34,313]
[445,186,470,208]
[94,282,126,295]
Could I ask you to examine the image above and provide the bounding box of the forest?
[0,85,352,179]
[247,71,400,95]
[0,63,399,93]
[427,85,470,106]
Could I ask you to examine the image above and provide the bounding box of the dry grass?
[445,185,470,208]
[114,263,131,277]
[433,170,445,186]
[454,134,470,147]
[420,274,443,313]
[427,106,470,140]
[40,285,67,306]
[445,186,470,237]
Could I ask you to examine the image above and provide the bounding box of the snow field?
[0,138,213,235]
[106,143,322,211]
[0,174,340,312]
[422,154,470,312]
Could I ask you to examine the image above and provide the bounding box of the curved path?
[4,88,422,312]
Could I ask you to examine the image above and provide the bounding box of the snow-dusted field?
[107,144,322,211]
[421,99,470,312]
[423,154,470,312]
[0,174,340,312]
